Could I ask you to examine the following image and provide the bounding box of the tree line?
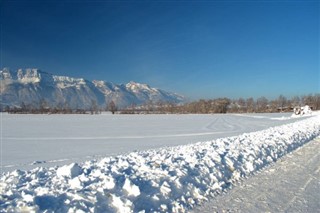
[135,94,320,114]
[2,94,320,114]
[2,99,118,115]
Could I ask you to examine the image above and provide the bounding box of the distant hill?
[0,68,185,109]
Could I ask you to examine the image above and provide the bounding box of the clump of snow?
[1,115,319,212]
[301,105,312,115]
[17,68,41,83]
[126,81,154,92]
[292,105,312,117]
[56,163,82,178]
[123,178,140,197]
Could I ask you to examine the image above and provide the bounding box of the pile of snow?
[1,115,320,212]
[56,163,82,179]
[301,105,312,115]
[292,105,312,117]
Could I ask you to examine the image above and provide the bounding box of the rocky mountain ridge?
[0,68,185,109]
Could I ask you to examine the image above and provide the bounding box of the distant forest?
[3,94,320,114]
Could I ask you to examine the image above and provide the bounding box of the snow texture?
[192,137,320,212]
[1,114,319,212]
[2,113,308,172]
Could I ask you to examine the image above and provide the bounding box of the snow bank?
[1,115,320,212]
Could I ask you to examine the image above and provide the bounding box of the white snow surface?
[1,114,320,212]
[1,113,310,172]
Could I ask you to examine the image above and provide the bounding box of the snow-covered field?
[1,113,308,172]
[1,112,319,212]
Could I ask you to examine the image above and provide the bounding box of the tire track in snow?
[193,137,320,213]
[283,142,320,211]
[3,131,240,141]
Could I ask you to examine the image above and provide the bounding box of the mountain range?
[0,68,185,109]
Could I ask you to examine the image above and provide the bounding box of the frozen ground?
[192,137,320,212]
[0,113,308,172]
[1,112,319,212]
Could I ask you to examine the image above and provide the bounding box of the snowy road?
[1,113,307,172]
[192,137,320,212]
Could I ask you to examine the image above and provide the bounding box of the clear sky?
[1,0,319,100]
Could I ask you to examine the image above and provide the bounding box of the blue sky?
[1,1,319,99]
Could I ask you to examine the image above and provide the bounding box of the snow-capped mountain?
[0,68,185,109]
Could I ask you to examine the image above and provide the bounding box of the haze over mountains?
[0,68,185,109]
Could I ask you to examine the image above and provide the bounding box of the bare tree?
[107,100,117,114]
[238,98,246,113]
[215,98,230,113]
[277,95,287,112]
[256,96,268,112]
[20,102,27,113]
[90,99,98,115]
[246,97,255,113]
[314,94,320,110]
[229,100,239,113]
[39,99,49,113]
[63,101,71,114]
[198,99,209,113]
[302,94,315,109]
[291,96,301,107]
